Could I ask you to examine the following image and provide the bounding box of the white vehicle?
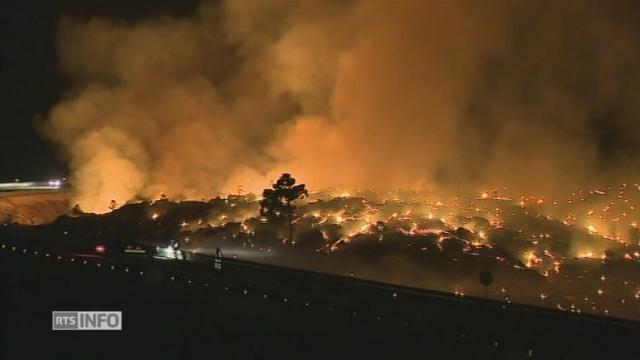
[154,240,184,260]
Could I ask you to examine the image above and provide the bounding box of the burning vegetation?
[8,174,637,322]
[18,1,640,323]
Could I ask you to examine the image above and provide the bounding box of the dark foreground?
[0,237,638,359]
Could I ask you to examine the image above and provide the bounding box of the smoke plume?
[45,1,640,213]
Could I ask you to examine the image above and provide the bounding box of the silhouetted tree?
[260,173,307,242]
[479,270,493,298]
[72,204,83,216]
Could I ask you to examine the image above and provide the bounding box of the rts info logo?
[52,311,122,330]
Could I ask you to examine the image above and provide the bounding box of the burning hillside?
[14,0,640,323]
[12,181,637,322]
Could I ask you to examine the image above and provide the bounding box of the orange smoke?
[45,1,640,213]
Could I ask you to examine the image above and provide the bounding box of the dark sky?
[0,0,201,182]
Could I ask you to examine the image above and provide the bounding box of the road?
[1,234,639,358]
[0,180,64,193]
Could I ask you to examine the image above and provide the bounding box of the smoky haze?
[44,1,640,213]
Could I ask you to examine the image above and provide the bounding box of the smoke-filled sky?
[7,1,640,213]
[0,0,201,182]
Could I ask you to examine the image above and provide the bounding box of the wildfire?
[578,251,594,259]
[524,252,542,268]
[70,179,640,321]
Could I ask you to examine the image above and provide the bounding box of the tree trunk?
[288,211,294,243]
